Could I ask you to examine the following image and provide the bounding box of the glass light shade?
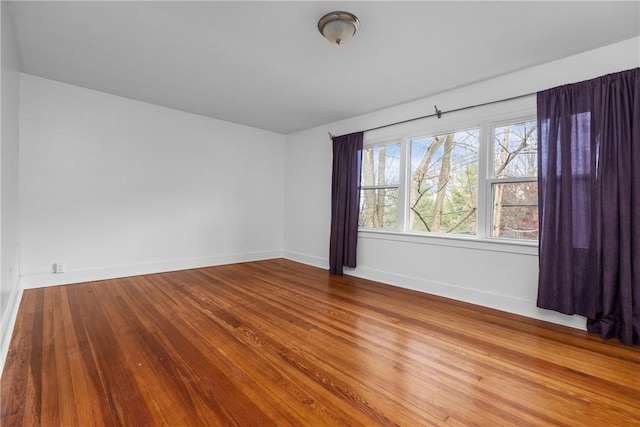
[318,12,359,45]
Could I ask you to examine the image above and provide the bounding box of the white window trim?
[359,96,538,251]
[359,229,538,256]
[359,140,403,229]
[483,116,539,241]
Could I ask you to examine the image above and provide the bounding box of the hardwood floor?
[1,259,639,426]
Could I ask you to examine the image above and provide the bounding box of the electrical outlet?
[53,262,66,274]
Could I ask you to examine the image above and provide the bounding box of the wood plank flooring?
[1,259,639,426]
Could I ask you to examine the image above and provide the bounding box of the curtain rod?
[328,91,537,139]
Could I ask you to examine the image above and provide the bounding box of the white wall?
[19,74,286,287]
[1,2,22,371]
[284,37,640,329]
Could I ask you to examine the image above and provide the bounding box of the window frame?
[406,126,482,236]
[358,139,404,230]
[484,117,539,241]
[359,96,538,251]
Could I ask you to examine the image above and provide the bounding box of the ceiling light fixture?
[317,11,360,45]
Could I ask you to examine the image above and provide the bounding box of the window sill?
[358,229,538,256]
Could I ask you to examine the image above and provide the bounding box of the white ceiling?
[8,1,640,134]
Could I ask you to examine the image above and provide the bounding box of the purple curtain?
[537,68,639,345]
[329,132,363,275]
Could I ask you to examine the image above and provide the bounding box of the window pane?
[409,129,479,235]
[361,143,401,187]
[493,120,537,178]
[492,182,538,240]
[359,188,398,229]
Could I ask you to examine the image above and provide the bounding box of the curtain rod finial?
[328,132,335,139]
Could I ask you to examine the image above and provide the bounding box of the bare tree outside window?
[359,143,400,229]
[491,120,538,240]
[410,129,479,234]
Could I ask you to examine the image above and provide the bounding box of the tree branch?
[410,207,431,232]
[445,207,477,233]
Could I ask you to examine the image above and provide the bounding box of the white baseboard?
[0,282,23,376]
[282,251,328,270]
[279,253,584,329]
[19,251,283,289]
[348,265,586,330]
[279,253,584,331]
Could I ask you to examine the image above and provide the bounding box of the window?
[359,143,401,229]
[410,129,479,235]
[490,120,538,240]
[358,112,538,243]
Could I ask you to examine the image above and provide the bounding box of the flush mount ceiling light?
[317,11,360,45]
